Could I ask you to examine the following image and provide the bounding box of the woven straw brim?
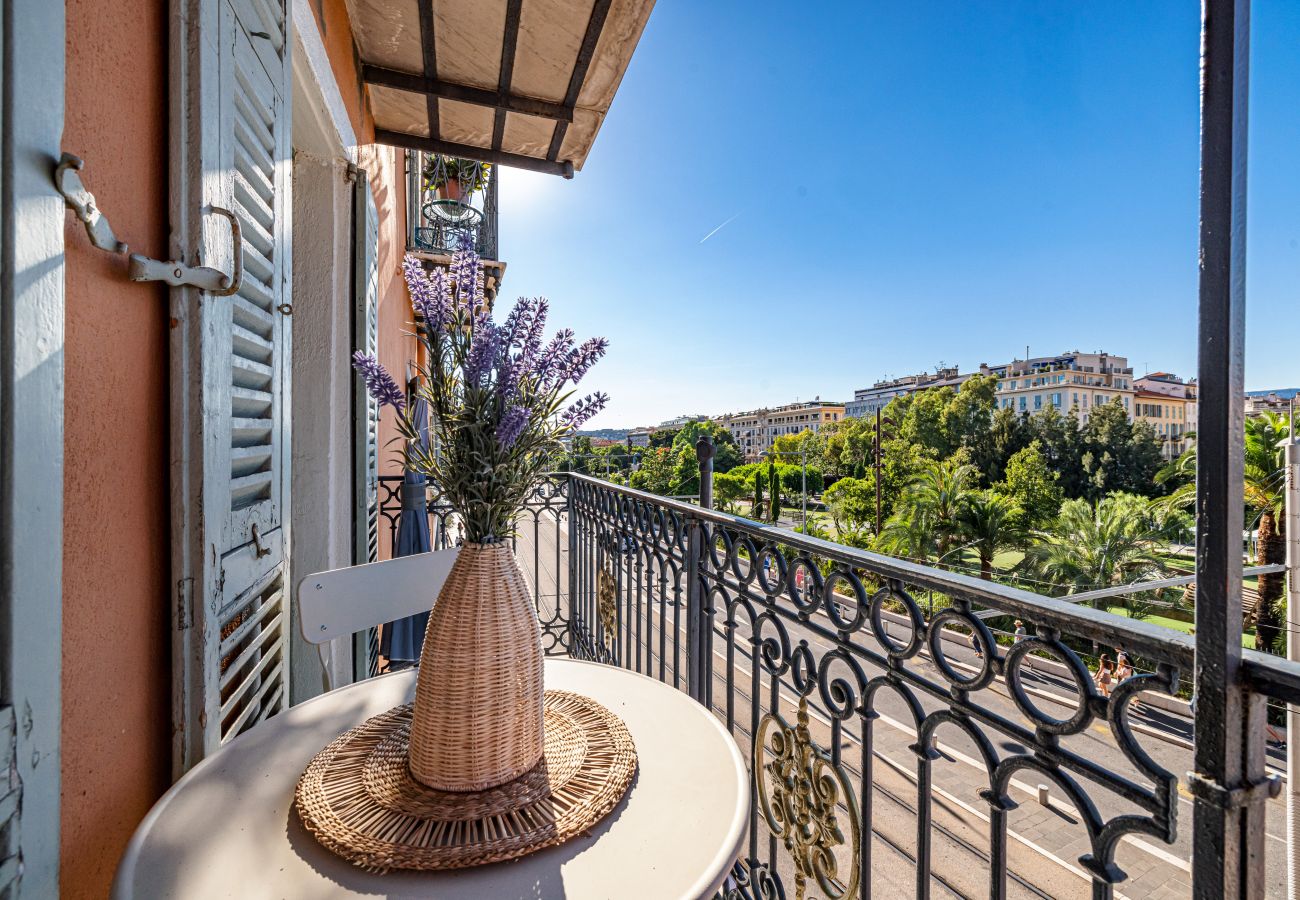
[295,690,637,872]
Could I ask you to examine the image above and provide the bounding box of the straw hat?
[295,690,637,872]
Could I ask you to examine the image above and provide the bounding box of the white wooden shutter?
[171,0,292,774]
[351,172,381,679]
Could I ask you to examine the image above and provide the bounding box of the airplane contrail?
[698,211,741,244]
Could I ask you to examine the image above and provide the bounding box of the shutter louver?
[172,0,292,772]
[226,26,283,543]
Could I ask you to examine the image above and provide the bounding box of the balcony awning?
[349,0,654,177]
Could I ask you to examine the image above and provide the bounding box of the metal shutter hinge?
[55,153,243,296]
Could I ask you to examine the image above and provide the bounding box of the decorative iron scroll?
[597,562,618,650]
[755,696,860,900]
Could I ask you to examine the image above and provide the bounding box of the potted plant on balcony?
[422,154,492,204]
[352,241,608,792]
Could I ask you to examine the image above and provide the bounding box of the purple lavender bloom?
[451,240,481,311]
[560,392,609,429]
[497,405,531,449]
[352,351,405,411]
[520,297,549,362]
[555,337,609,386]
[535,329,575,386]
[500,296,536,349]
[495,350,523,406]
[403,255,451,332]
[463,318,499,387]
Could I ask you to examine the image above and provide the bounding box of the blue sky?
[498,1,1299,429]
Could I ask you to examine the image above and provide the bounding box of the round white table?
[113,658,749,900]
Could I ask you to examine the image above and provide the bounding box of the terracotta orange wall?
[61,0,172,897]
[362,143,420,535]
[306,0,377,144]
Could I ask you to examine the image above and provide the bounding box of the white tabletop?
[113,658,749,900]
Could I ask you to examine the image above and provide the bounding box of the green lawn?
[1103,603,1255,648]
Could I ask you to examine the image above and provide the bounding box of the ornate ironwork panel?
[375,473,571,659]
[564,473,1200,900]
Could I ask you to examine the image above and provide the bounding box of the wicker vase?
[407,542,544,791]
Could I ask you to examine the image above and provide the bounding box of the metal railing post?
[1285,431,1299,900]
[685,437,715,706]
[696,435,715,511]
[567,476,579,656]
[1189,3,1267,898]
[685,516,705,704]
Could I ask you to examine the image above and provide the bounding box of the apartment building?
[1246,389,1297,418]
[845,367,970,418]
[990,351,1135,424]
[1133,373,1198,458]
[716,400,845,460]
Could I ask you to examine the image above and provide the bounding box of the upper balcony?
[405,151,503,280]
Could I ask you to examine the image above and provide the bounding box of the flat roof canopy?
[349,0,654,177]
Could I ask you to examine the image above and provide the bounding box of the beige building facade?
[1134,373,1198,458]
[716,400,845,461]
[990,351,1135,425]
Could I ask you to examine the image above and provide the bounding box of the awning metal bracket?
[54,152,243,296]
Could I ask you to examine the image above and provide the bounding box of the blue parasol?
[379,395,432,666]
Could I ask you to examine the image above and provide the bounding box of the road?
[515,511,1290,898]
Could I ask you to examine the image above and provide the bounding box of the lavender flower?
[497,405,531,449]
[404,255,451,332]
[463,318,499,387]
[451,239,482,312]
[500,296,539,350]
[519,297,549,362]
[352,351,405,411]
[555,337,609,387]
[535,329,575,386]
[495,350,522,407]
[560,392,609,429]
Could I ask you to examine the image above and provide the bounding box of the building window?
[1019,396,1027,411]
[1034,395,1042,410]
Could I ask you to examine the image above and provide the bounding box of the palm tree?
[879,458,979,564]
[959,491,1025,580]
[1022,494,1170,598]
[1159,412,1290,650]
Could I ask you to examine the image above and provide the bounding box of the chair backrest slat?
[297,548,459,645]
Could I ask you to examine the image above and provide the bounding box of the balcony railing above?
[405,151,499,262]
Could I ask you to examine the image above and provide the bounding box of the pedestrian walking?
[1115,649,1133,683]
[1094,654,1114,698]
[969,629,983,660]
[1013,620,1026,643]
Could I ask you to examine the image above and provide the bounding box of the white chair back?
[297,548,460,646]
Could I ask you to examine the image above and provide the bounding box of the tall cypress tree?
[752,469,764,519]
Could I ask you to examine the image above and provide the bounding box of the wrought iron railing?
[405,151,499,261]
[376,465,1300,898]
[378,474,570,656]
[561,465,1300,900]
